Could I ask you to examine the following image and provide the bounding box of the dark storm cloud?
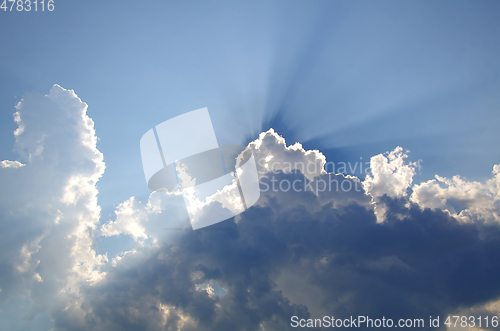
[70,170,500,330]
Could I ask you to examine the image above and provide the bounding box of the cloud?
[0,160,25,168]
[91,130,500,330]
[0,85,106,325]
[360,147,420,223]
[411,165,500,223]
[100,197,149,241]
[363,146,420,199]
[80,181,500,330]
[250,128,326,181]
[2,86,500,330]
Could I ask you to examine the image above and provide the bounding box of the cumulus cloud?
[361,147,421,222]
[0,160,25,168]
[2,86,500,330]
[363,146,420,198]
[83,183,500,330]
[411,165,500,223]
[249,128,326,181]
[100,197,149,241]
[0,85,106,325]
[92,130,500,330]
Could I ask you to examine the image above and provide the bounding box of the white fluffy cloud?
[359,147,420,222]
[0,160,25,168]
[0,85,106,326]
[363,146,420,198]
[249,128,326,181]
[411,164,500,223]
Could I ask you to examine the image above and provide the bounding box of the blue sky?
[2,0,500,210]
[1,1,500,330]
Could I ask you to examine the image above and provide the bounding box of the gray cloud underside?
[74,185,500,331]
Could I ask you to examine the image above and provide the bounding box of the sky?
[1,0,500,330]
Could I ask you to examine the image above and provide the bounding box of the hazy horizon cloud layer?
[1,85,500,330]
